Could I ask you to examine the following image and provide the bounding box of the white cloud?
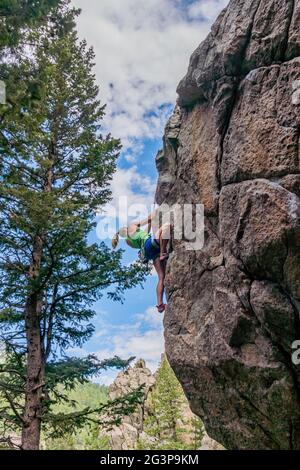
[109,329,164,370]
[74,0,228,235]
[188,0,228,21]
[72,0,228,150]
[96,166,156,234]
[93,305,164,384]
[66,305,164,385]
[110,167,156,210]
[68,1,229,385]
[135,306,162,328]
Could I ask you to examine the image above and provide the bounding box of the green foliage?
[101,356,136,372]
[145,357,185,441]
[54,381,108,411]
[0,1,148,448]
[0,351,145,447]
[0,0,62,49]
[191,416,205,450]
[45,423,111,451]
[43,381,111,450]
[138,357,204,450]
[43,383,145,441]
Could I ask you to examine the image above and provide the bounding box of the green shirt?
[126,229,150,249]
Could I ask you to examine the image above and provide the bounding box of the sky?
[70,0,229,384]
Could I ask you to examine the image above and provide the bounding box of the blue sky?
[70,0,228,384]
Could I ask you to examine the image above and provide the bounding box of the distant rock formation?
[104,359,155,450]
[103,358,223,450]
[155,0,300,450]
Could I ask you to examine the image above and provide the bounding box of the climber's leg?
[155,223,172,262]
[153,257,166,313]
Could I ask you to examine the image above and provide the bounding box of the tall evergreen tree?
[145,356,185,443]
[0,3,147,450]
[0,0,61,49]
[138,357,204,450]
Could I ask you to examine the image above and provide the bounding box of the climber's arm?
[133,212,155,228]
[129,210,157,234]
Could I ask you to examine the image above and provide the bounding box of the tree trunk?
[21,141,55,450]
[22,235,45,450]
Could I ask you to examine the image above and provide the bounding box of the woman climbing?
[112,212,172,313]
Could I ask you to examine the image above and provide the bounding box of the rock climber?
[112,211,172,313]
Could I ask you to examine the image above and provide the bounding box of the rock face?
[156,0,300,450]
[104,358,223,450]
[104,359,156,450]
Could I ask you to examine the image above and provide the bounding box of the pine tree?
[139,357,204,450]
[0,0,61,49]
[0,3,147,450]
[0,1,74,133]
[191,416,204,450]
[145,357,185,444]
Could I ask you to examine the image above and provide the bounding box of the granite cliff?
[156,0,300,450]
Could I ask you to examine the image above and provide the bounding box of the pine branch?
[0,367,26,381]
[0,436,22,450]
[3,391,25,425]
